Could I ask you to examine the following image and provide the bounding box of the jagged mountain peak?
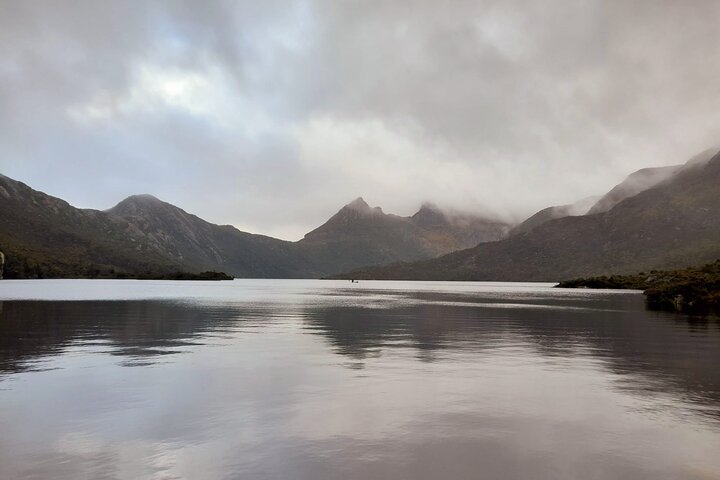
[342,196,384,215]
[303,198,389,240]
[411,202,448,227]
[346,196,369,209]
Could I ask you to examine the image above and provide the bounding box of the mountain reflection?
[1,292,719,418]
[302,291,720,418]
[0,300,265,372]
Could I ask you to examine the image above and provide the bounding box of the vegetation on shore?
[124,271,234,281]
[557,260,720,313]
[0,251,233,281]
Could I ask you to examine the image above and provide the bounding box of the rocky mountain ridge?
[0,177,509,278]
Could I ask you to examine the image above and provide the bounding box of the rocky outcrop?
[0,251,4,279]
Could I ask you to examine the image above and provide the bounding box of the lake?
[0,279,719,480]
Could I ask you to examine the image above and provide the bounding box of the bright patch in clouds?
[141,67,207,107]
[68,64,276,139]
[67,65,209,123]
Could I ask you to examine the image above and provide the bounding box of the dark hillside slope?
[108,195,314,278]
[0,175,180,278]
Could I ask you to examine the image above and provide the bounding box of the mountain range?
[2,146,719,281]
[339,147,720,281]
[0,176,509,279]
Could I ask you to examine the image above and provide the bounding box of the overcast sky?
[1,0,719,240]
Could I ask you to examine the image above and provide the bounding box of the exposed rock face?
[0,251,4,279]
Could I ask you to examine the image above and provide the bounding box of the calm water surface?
[0,279,719,480]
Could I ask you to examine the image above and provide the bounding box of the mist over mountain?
[297,198,510,274]
[510,196,600,236]
[586,166,681,215]
[411,203,511,249]
[337,148,720,281]
[509,146,720,237]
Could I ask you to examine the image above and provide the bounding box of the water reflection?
[0,281,719,480]
[0,301,248,372]
[303,295,720,418]
[1,292,720,414]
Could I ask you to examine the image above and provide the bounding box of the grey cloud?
[1,0,719,240]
